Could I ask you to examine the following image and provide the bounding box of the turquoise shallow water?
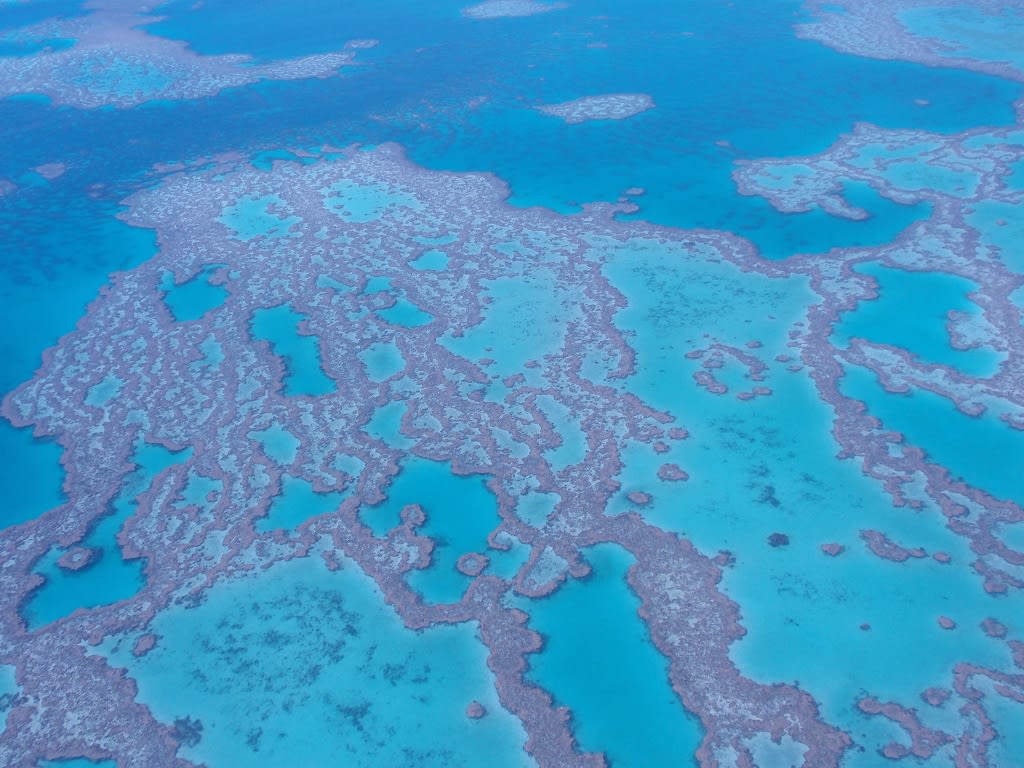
[899,6,1024,72]
[359,340,405,381]
[161,265,228,322]
[219,194,301,240]
[834,262,1001,377]
[0,421,64,531]
[0,663,15,708]
[22,441,190,629]
[361,457,501,604]
[255,474,345,533]
[517,543,704,766]
[101,552,533,767]
[594,236,1024,761]
[250,423,300,465]
[840,364,1024,507]
[250,304,337,396]
[363,400,415,450]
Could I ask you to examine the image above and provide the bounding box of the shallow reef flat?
[2,140,855,765]
[0,0,372,108]
[536,94,655,125]
[462,0,566,20]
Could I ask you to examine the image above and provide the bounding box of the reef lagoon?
[1,0,1023,766]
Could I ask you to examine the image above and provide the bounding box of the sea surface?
[1,0,1023,766]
